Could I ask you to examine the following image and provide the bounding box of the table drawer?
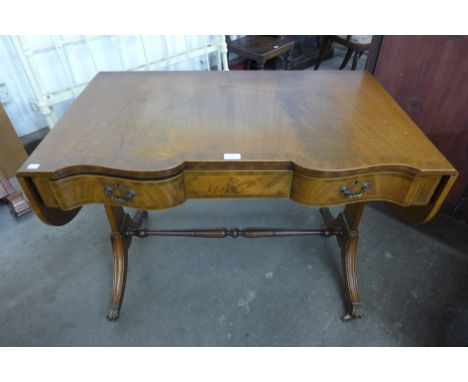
[42,170,441,211]
[50,174,186,210]
[184,170,293,198]
[290,171,441,207]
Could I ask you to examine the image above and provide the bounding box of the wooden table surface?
[19,71,455,180]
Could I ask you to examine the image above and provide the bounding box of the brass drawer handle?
[104,185,135,202]
[340,182,370,199]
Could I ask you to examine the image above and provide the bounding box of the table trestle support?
[123,227,341,239]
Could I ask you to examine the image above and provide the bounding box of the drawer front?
[50,174,186,210]
[291,172,441,207]
[184,170,292,198]
[43,170,440,211]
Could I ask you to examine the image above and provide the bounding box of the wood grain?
[184,170,292,198]
[31,167,442,212]
[16,71,457,226]
[18,71,456,179]
[50,173,185,210]
[291,171,440,207]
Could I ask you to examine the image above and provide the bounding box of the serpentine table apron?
[17,71,458,321]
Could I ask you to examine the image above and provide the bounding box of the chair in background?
[315,35,372,70]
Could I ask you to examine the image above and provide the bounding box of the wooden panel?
[0,104,27,178]
[184,170,292,198]
[373,36,468,215]
[290,171,441,207]
[50,174,186,210]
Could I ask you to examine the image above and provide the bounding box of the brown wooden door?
[370,35,468,221]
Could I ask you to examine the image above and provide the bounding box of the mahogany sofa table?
[17,71,457,321]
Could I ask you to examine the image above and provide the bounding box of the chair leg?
[314,37,330,70]
[339,48,353,70]
[285,49,293,70]
[351,50,360,70]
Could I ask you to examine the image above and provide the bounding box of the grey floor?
[1,178,468,346]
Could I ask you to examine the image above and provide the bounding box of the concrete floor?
[1,177,468,346]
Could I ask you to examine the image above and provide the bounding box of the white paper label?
[223,153,241,160]
[27,163,40,169]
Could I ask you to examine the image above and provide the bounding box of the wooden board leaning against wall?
[0,103,32,217]
[367,35,468,222]
[0,103,28,178]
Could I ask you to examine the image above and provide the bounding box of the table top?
[19,71,456,180]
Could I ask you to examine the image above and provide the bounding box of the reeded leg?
[339,223,362,321]
[320,203,365,321]
[107,231,129,320]
[105,206,147,320]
